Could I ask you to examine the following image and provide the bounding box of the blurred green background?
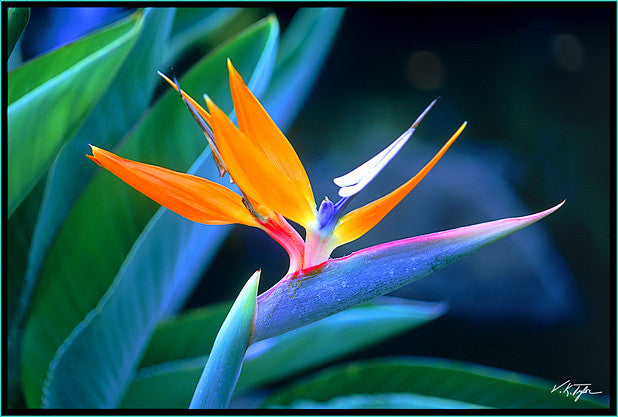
[16,4,612,396]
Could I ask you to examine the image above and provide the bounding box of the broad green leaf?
[6,182,44,325]
[119,298,445,408]
[261,8,345,131]
[8,4,175,390]
[189,271,259,409]
[29,17,279,408]
[21,7,252,337]
[139,302,231,368]
[121,357,209,409]
[253,202,565,342]
[10,10,145,406]
[274,393,489,409]
[6,181,44,408]
[7,7,29,58]
[238,298,446,394]
[11,9,167,407]
[264,357,608,409]
[7,12,143,216]
[166,8,241,60]
[145,297,443,369]
[16,6,175,338]
[8,12,136,104]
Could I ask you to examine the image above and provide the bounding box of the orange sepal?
[334,122,467,246]
[88,145,257,226]
[206,96,316,228]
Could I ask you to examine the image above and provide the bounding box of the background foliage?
[6,5,613,409]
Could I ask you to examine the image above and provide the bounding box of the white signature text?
[551,380,602,402]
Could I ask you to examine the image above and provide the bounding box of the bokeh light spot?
[552,33,585,72]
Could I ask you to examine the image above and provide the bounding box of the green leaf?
[264,357,608,409]
[253,202,565,342]
[167,8,241,60]
[20,8,253,341]
[6,182,44,325]
[16,7,175,339]
[237,297,446,394]
[7,12,143,217]
[189,271,260,409]
[7,7,30,58]
[261,8,345,131]
[6,181,45,408]
[139,302,231,368]
[119,298,445,408]
[274,392,489,409]
[120,358,209,409]
[139,297,444,372]
[7,9,173,410]
[26,16,280,408]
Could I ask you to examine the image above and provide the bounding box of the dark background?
[17,3,614,399]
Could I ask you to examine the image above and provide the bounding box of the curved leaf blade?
[261,8,345,131]
[189,271,259,409]
[17,6,175,335]
[7,12,143,216]
[157,16,279,317]
[8,11,135,104]
[167,8,241,60]
[254,202,565,342]
[31,17,280,409]
[139,302,231,369]
[7,7,30,58]
[239,297,446,393]
[264,357,608,409]
[141,297,444,370]
[119,298,446,408]
[6,182,44,408]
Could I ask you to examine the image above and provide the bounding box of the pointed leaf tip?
[189,270,259,409]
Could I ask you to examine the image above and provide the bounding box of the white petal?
[334,98,438,198]
[335,126,414,197]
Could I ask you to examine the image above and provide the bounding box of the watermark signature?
[551,380,603,402]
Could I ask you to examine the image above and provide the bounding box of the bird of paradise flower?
[88,59,563,342]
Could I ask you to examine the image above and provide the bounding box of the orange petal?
[87,145,257,226]
[206,95,316,228]
[334,122,467,246]
[226,60,316,220]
